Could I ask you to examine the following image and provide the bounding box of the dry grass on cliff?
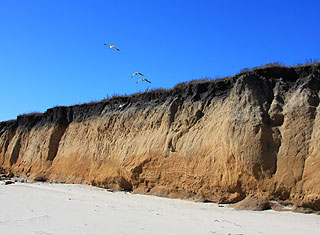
[40,60,320,110]
[172,60,319,90]
[18,111,43,117]
[173,77,217,90]
[239,59,320,73]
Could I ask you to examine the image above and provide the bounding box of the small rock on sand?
[5,180,15,185]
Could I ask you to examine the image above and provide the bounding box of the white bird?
[104,44,120,51]
[131,72,144,78]
[137,78,151,84]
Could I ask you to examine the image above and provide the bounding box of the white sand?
[0,182,319,235]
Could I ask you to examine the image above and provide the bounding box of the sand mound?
[231,194,272,211]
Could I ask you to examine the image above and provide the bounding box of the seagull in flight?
[104,44,120,51]
[131,72,144,78]
[137,78,151,84]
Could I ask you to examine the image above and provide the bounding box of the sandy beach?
[0,182,319,235]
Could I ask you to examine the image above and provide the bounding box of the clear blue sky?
[1,0,319,122]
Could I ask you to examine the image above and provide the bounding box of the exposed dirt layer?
[1,64,320,211]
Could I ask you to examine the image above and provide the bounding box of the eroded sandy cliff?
[1,64,320,211]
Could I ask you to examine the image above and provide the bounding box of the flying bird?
[137,78,151,84]
[131,72,144,78]
[104,44,120,51]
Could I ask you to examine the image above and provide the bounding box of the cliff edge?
[1,64,320,211]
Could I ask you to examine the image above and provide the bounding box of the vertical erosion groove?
[10,138,21,165]
[47,125,67,161]
[1,132,14,160]
[168,98,179,126]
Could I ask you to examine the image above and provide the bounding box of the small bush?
[173,81,188,89]
[304,58,319,65]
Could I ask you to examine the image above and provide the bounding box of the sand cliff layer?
[1,64,320,211]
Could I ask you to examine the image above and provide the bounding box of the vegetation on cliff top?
[16,61,320,119]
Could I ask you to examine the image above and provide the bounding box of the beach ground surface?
[0,182,319,235]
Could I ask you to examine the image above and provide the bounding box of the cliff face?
[1,64,320,210]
